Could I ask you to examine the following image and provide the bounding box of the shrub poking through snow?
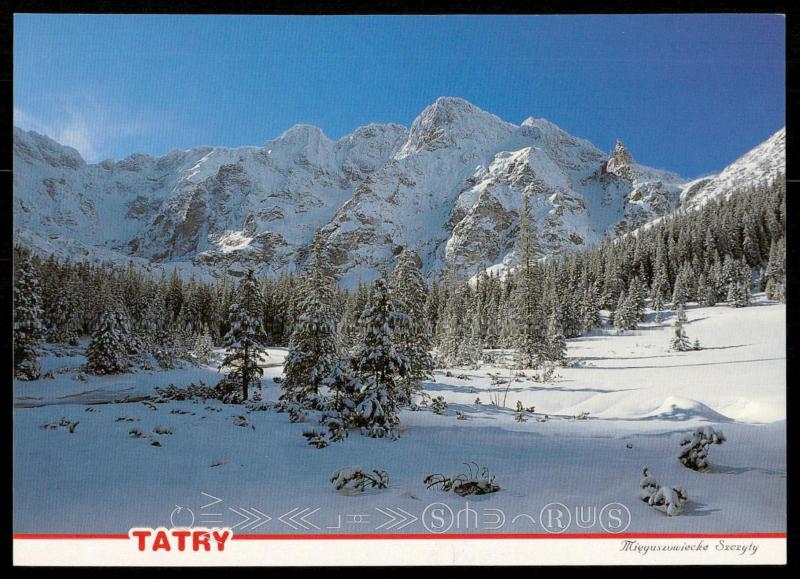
[515,401,528,422]
[424,462,500,496]
[456,411,467,420]
[431,396,447,415]
[303,429,332,449]
[330,467,389,492]
[575,411,590,420]
[678,426,726,471]
[639,467,688,516]
[532,363,559,383]
[40,418,79,433]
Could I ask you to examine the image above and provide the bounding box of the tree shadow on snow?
[709,463,786,478]
[682,500,722,518]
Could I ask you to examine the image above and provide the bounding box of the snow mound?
[643,396,732,422]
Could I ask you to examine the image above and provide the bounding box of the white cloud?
[14,96,164,162]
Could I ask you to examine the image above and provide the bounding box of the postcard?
[11,12,787,566]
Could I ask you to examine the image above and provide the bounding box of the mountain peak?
[398,96,515,157]
[274,124,331,145]
[604,138,635,178]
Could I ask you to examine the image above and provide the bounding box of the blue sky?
[14,14,784,177]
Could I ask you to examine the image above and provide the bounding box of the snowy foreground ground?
[14,298,785,534]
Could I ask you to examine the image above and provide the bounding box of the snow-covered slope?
[680,128,785,210]
[12,99,785,284]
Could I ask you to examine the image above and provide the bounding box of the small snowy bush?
[303,429,332,449]
[532,362,559,383]
[514,400,528,422]
[424,462,500,496]
[215,375,255,404]
[430,395,447,415]
[678,426,726,471]
[40,418,79,433]
[639,467,688,516]
[330,467,389,492]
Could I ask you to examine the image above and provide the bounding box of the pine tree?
[86,303,132,375]
[281,242,341,408]
[671,268,689,307]
[390,250,435,401]
[670,315,692,352]
[675,303,688,324]
[219,269,267,401]
[726,260,752,308]
[352,275,411,438]
[580,282,601,332]
[14,254,44,380]
[513,196,545,368]
[614,291,635,334]
[652,288,665,323]
[190,325,214,364]
[545,311,567,365]
[765,238,786,302]
[627,276,646,321]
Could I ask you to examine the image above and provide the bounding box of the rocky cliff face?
[12,98,785,285]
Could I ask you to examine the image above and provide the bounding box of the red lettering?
[152,530,171,551]
[193,531,211,552]
[131,530,151,552]
[212,530,231,551]
[172,530,191,551]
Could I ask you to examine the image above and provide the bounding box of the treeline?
[420,176,786,365]
[13,177,786,441]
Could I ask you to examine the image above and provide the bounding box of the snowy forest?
[14,177,786,446]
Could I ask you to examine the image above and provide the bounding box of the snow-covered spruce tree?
[627,276,646,322]
[669,310,692,352]
[580,282,601,332]
[352,274,411,438]
[436,275,471,366]
[765,238,786,302]
[614,291,637,334]
[513,196,546,369]
[13,253,44,380]
[544,310,567,365]
[320,358,363,433]
[726,261,752,308]
[390,249,434,403]
[339,281,369,355]
[671,267,689,307]
[86,303,132,375]
[281,240,341,409]
[219,269,268,401]
[678,426,726,471]
[190,325,214,365]
[652,288,665,323]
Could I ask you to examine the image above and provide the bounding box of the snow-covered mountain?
[680,127,786,210]
[13,97,785,284]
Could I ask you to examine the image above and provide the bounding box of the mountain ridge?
[13,98,785,286]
